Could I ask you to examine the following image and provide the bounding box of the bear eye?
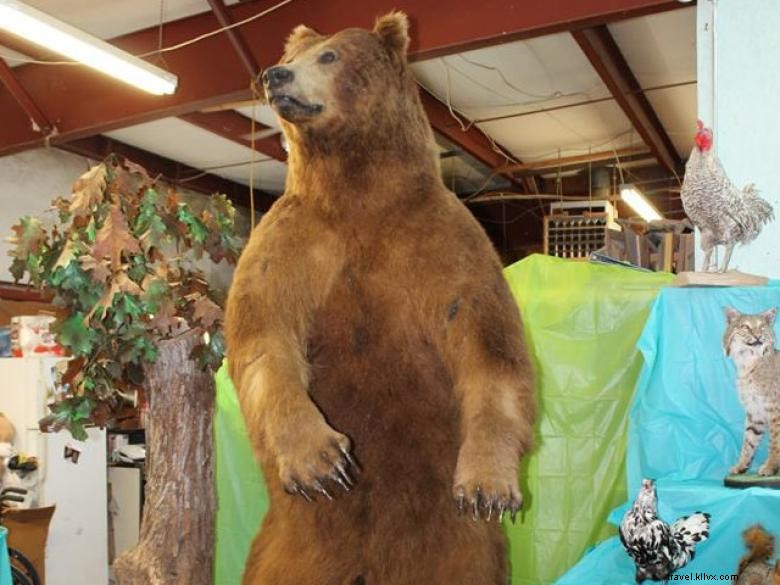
[318,50,337,64]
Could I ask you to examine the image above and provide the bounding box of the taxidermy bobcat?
[724,307,780,476]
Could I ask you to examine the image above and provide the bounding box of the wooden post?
[113,329,215,585]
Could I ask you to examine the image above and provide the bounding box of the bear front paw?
[452,476,523,524]
[277,425,358,502]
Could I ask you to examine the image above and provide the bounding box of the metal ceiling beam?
[179,110,287,162]
[419,89,517,180]
[0,0,685,156]
[571,25,682,174]
[0,57,54,134]
[497,146,650,175]
[206,0,260,78]
[58,135,276,211]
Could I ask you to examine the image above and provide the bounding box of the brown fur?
[735,525,780,585]
[225,12,535,585]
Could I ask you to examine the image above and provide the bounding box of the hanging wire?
[588,144,593,204]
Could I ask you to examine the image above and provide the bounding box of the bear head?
[263,12,425,154]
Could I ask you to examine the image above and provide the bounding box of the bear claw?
[453,483,522,524]
[278,428,358,502]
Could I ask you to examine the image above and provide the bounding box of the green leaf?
[69,420,88,441]
[177,205,209,243]
[56,314,98,356]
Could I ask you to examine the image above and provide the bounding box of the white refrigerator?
[0,357,108,585]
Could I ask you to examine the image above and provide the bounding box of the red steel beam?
[572,25,681,174]
[58,135,276,211]
[180,110,287,162]
[0,0,685,156]
[206,0,261,78]
[418,88,529,188]
[0,57,53,134]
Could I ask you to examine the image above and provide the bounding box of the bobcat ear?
[724,307,740,323]
[761,307,778,324]
[374,11,409,57]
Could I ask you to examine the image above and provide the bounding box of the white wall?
[697,0,780,276]
[0,148,94,282]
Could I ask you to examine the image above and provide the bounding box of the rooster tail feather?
[744,184,775,223]
[733,185,774,242]
[670,512,710,568]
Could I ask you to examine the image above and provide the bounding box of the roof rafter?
[180,110,286,162]
[571,25,682,174]
[206,0,260,79]
[0,0,685,156]
[0,56,54,134]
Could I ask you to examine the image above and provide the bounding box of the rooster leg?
[719,242,735,272]
[701,247,714,272]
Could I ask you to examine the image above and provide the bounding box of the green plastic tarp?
[213,254,672,585]
[503,255,672,584]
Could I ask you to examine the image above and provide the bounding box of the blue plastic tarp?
[556,285,780,584]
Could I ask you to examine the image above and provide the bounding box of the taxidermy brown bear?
[225,11,535,585]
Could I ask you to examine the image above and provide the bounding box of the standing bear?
[226,12,535,585]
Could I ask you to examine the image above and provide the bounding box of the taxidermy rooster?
[619,479,711,584]
[681,120,774,272]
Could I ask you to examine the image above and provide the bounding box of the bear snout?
[263,65,294,89]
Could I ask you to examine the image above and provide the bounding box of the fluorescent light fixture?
[620,184,663,222]
[0,0,177,95]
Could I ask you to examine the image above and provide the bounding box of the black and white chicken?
[619,479,711,584]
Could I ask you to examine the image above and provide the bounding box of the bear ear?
[284,24,322,58]
[373,11,410,57]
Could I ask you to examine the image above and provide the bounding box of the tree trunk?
[113,330,215,585]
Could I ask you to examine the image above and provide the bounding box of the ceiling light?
[0,0,177,95]
[620,184,663,222]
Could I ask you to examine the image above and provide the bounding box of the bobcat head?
[723,307,778,361]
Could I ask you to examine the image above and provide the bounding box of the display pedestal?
[724,473,780,489]
[674,270,768,287]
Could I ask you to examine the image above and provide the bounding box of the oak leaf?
[70,164,107,217]
[79,254,111,283]
[192,294,223,328]
[91,204,141,271]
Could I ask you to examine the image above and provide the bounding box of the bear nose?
[263,66,294,89]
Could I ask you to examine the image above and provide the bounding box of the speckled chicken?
[619,479,711,584]
[681,121,774,272]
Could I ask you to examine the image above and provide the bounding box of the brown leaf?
[192,294,223,328]
[80,255,111,283]
[7,217,46,259]
[115,271,142,295]
[91,204,141,271]
[166,189,181,213]
[124,159,152,183]
[86,280,119,322]
[201,209,218,231]
[51,196,71,215]
[54,238,78,271]
[150,299,180,333]
[70,164,107,217]
[61,357,85,386]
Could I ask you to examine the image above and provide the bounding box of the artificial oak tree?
[9,157,242,585]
